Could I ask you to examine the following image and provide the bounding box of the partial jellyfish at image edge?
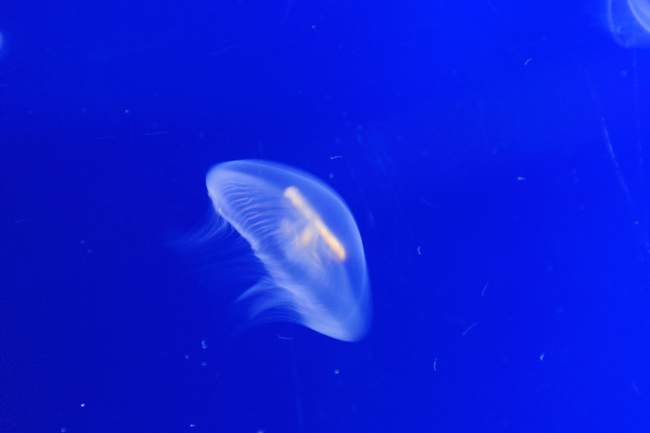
[604,0,650,47]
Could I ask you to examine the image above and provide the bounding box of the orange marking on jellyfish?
[284,186,346,261]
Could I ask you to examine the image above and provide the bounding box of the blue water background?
[2,0,650,431]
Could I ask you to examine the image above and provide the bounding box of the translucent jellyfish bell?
[605,0,650,47]
[205,160,371,341]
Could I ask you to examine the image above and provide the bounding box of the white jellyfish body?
[205,160,371,341]
[605,0,650,47]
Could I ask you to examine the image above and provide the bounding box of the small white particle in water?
[540,353,545,361]
[433,358,437,371]
[277,334,293,340]
[462,322,478,336]
[417,246,421,254]
[81,403,85,407]
[334,369,340,374]
[201,339,208,349]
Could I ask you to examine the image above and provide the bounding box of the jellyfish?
[204,160,371,342]
[605,0,650,47]
[0,30,5,61]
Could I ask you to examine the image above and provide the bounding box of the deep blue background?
[2,0,650,431]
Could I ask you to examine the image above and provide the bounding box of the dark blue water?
[2,1,650,431]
